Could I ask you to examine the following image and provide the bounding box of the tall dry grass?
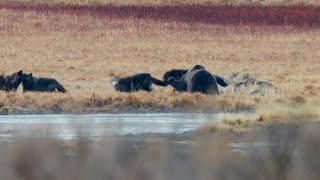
[0,5,319,114]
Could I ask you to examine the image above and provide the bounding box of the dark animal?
[0,70,24,92]
[162,67,228,87]
[22,73,67,93]
[166,65,220,95]
[162,69,188,85]
[111,73,166,92]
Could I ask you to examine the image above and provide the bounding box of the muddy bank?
[1,2,320,28]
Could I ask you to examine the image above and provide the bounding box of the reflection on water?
[0,113,230,140]
[0,113,281,152]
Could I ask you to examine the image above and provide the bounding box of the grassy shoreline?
[1,91,319,116]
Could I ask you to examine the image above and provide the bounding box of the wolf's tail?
[56,82,67,93]
[273,86,282,95]
[266,81,282,95]
[150,76,167,86]
[213,75,228,87]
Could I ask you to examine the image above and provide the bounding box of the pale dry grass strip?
[12,0,320,6]
[196,101,320,134]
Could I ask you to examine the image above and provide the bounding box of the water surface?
[0,113,227,140]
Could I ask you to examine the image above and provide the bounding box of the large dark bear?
[111,73,166,92]
[166,65,220,95]
[162,66,228,87]
[0,70,24,92]
[22,73,67,93]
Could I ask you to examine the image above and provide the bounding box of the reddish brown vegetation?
[1,1,320,28]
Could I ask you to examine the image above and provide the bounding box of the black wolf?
[111,73,166,92]
[163,66,228,87]
[166,65,220,95]
[0,70,24,92]
[22,73,67,93]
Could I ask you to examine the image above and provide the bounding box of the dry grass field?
[0,1,319,115]
[10,0,320,6]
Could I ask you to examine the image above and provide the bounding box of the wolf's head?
[111,76,120,88]
[163,69,187,84]
[4,70,24,91]
[21,73,37,86]
[111,76,128,92]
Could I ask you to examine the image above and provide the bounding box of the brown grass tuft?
[197,114,253,133]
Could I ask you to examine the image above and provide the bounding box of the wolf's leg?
[47,84,57,92]
[130,82,136,92]
[143,86,152,92]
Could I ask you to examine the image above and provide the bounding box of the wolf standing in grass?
[227,72,282,95]
[0,70,24,92]
[111,73,166,92]
[22,73,67,93]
